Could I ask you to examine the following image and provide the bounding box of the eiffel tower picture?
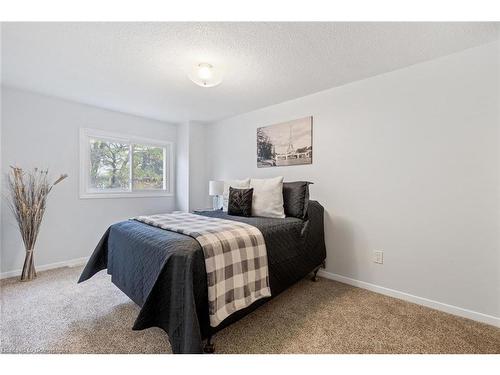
[257,116,312,168]
[285,124,295,155]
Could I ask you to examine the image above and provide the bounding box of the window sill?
[80,192,174,199]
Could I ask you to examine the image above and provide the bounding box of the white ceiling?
[1,22,498,123]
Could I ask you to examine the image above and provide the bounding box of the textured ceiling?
[1,22,498,123]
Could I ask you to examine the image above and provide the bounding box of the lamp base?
[212,196,221,211]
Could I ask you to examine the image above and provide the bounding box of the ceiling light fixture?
[188,63,223,88]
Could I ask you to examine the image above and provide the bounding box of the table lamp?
[209,180,224,210]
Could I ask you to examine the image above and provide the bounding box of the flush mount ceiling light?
[188,63,223,88]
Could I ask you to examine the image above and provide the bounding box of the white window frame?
[80,128,174,199]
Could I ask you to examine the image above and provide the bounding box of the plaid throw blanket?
[133,212,271,327]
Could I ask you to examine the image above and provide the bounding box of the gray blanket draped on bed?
[78,200,326,354]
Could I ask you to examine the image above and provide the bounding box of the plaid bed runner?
[133,212,271,327]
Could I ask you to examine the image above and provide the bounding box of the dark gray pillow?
[282,181,313,219]
[228,187,253,217]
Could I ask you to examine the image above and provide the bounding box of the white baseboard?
[0,256,89,280]
[318,270,500,328]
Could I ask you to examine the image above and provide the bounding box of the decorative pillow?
[228,187,253,217]
[283,181,313,219]
[222,178,250,211]
[250,176,285,218]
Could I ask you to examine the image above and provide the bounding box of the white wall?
[0,27,3,263]
[188,122,210,211]
[175,121,210,212]
[206,42,500,319]
[1,87,177,274]
[175,122,190,212]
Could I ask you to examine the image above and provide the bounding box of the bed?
[78,200,326,354]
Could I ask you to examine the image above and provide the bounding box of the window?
[80,128,173,198]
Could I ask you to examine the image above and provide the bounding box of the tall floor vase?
[8,166,67,283]
[21,249,37,281]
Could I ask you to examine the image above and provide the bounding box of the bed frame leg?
[203,335,215,354]
[311,261,326,282]
[311,266,320,282]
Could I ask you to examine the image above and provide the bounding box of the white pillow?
[222,178,251,211]
[250,176,285,218]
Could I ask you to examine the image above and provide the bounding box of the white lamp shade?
[209,180,224,196]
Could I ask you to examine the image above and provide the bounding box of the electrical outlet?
[373,250,384,264]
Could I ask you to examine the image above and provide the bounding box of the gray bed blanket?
[78,201,326,353]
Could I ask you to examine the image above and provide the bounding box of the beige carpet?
[1,265,499,354]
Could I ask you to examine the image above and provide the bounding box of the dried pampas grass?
[7,166,67,281]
